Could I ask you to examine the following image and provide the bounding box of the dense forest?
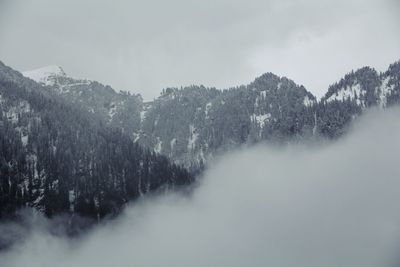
[0,74,193,221]
[0,59,399,223]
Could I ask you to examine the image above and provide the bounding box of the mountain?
[322,63,400,107]
[2,59,399,223]
[139,74,317,170]
[0,61,193,222]
[317,61,400,138]
[22,67,318,169]
[22,61,400,170]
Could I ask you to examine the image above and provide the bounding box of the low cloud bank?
[1,108,400,267]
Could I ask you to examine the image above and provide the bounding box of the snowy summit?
[22,65,67,86]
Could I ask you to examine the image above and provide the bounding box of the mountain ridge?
[19,59,400,169]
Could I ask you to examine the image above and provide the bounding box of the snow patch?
[69,190,75,212]
[21,135,28,146]
[377,77,393,108]
[108,102,117,120]
[326,83,365,105]
[140,111,146,123]
[170,138,177,151]
[312,112,318,136]
[188,124,199,152]
[251,113,271,128]
[140,103,152,124]
[154,137,162,154]
[303,95,314,107]
[58,81,90,93]
[255,91,268,109]
[205,102,212,119]
[133,132,140,142]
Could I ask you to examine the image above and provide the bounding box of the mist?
[1,108,400,267]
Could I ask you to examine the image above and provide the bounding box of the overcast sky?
[0,0,399,100]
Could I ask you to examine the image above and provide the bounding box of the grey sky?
[0,0,399,100]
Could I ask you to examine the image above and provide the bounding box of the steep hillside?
[0,61,192,220]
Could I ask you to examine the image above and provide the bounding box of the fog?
[1,108,400,267]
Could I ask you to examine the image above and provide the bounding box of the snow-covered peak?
[22,65,67,86]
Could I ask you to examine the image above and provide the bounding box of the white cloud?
[2,107,400,266]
